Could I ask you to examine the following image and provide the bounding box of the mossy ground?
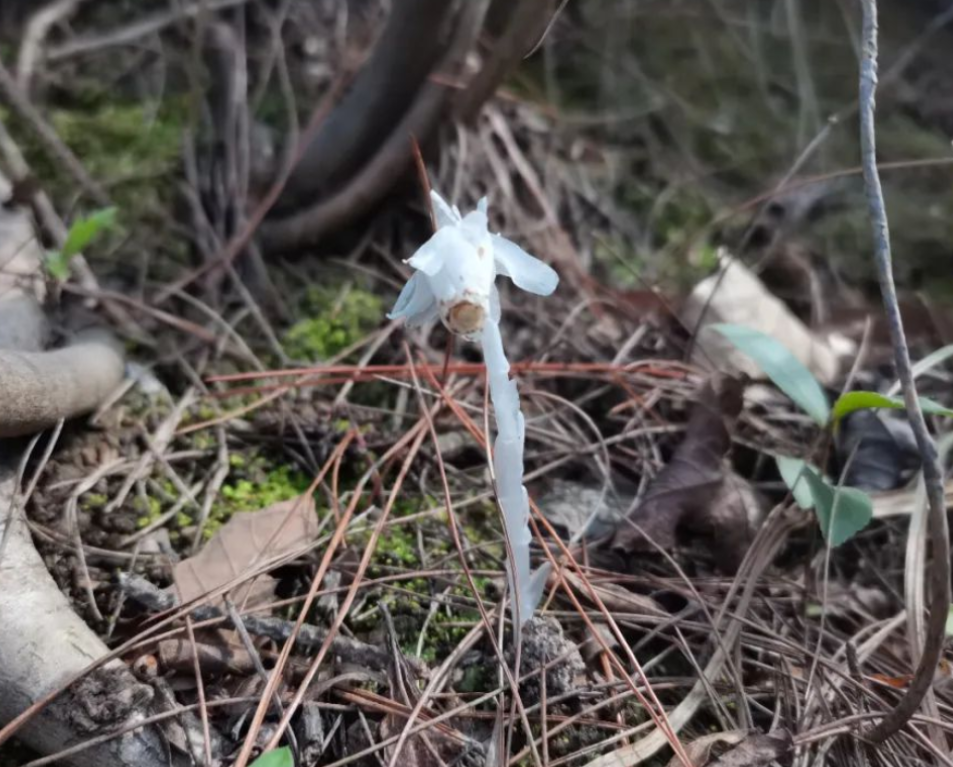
[349,496,502,663]
[282,284,384,361]
[1,90,190,284]
[132,450,313,539]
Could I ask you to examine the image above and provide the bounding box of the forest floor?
[3,2,953,766]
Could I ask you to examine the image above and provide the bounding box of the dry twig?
[857,0,952,745]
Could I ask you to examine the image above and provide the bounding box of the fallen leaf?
[540,479,631,541]
[709,730,792,766]
[580,622,621,665]
[610,376,764,572]
[669,729,792,767]
[667,730,746,767]
[173,494,319,607]
[836,410,920,491]
[562,570,667,617]
[683,254,840,387]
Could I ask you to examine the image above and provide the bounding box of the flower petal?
[492,235,559,296]
[430,190,460,229]
[489,284,501,325]
[407,226,465,275]
[387,271,438,326]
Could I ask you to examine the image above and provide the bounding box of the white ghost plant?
[389,191,558,628]
[389,191,558,340]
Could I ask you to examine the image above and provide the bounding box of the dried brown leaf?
[668,729,792,767]
[709,730,792,766]
[683,255,840,385]
[611,375,763,572]
[173,494,319,607]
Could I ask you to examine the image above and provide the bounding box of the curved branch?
[259,80,449,252]
[276,0,459,209]
[0,329,124,437]
[455,0,552,123]
[0,199,179,765]
[260,0,490,252]
[858,0,952,745]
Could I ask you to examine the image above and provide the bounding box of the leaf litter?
[173,494,320,607]
[14,4,953,766]
[610,375,765,573]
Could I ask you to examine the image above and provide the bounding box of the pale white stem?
[482,320,550,628]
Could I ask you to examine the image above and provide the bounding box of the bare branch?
[858,0,952,745]
[277,0,460,210]
[260,0,490,252]
[455,0,553,123]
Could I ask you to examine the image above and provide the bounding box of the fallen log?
[0,183,181,766]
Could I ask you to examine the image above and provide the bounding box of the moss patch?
[4,97,185,223]
[202,459,312,539]
[283,286,383,361]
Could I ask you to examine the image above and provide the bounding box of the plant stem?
[482,320,549,629]
[858,0,951,744]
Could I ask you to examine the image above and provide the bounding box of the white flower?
[388,191,559,339]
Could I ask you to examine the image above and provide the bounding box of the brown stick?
[857,0,952,745]
[260,0,489,252]
[276,0,459,209]
[455,0,552,123]
[259,82,451,252]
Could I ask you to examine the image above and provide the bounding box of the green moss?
[4,97,185,224]
[283,286,383,361]
[134,495,163,528]
[190,431,217,451]
[220,464,308,508]
[457,663,492,693]
[81,493,108,511]
[201,462,312,538]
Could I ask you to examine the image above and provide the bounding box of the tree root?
[0,329,124,438]
[260,0,488,252]
[275,0,459,210]
[0,195,182,765]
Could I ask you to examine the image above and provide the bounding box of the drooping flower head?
[388,191,559,339]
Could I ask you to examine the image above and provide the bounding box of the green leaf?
[711,324,830,425]
[44,249,71,281]
[831,390,953,423]
[946,606,953,637]
[61,207,118,260]
[800,466,873,547]
[775,455,815,510]
[249,748,293,767]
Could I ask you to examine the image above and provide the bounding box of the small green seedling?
[248,747,293,767]
[45,206,118,280]
[714,323,952,546]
